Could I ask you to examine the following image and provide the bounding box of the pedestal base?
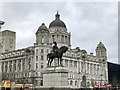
[43,67,69,87]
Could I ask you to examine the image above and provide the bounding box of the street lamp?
[0,21,5,30]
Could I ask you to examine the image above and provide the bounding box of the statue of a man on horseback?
[47,42,68,67]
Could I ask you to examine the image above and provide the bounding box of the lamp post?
[0,21,5,30]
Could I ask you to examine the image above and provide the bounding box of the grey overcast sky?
[0,1,118,64]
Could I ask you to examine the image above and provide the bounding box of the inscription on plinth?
[43,67,69,87]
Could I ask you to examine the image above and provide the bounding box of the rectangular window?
[25,73,27,77]
[40,80,43,86]
[94,64,96,74]
[36,72,38,76]
[69,60,73,67]
[41,49,44,53]
[36,56,38,61]
[41,55,44,60]
[22,60,25,71]
[41,64,43,68]
[28,58,31,64]
[35,80,38,85]
[97,65,99,74]
[74,61,77,67]
[72,54,74,57]
[90,64,92,73]
[36,63,38,69]
[65,36,67,43]
[65,59,68,67]
[52,35,55,42]
[87,63,89,73]
[36,49,38,54]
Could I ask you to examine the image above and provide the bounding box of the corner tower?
[49,11,71,48]
[96,42,107,59]
[36,23,49,45]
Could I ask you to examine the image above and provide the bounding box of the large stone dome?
[49,12,66,28]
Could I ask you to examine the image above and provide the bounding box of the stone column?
[89,63,90,74]
[12,61,13,72]
[77,61,79,73]
[79,61,81,73]
[16,60,18,71]
[3,62,5,73]
[20,59,22,71]
[7,61,9,73]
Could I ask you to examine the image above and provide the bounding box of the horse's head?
[60,46,68,53]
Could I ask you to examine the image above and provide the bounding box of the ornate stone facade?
[0,12,108,88]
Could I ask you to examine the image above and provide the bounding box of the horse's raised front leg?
[47,58,50,67]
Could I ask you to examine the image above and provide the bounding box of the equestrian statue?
[47,41,68,67]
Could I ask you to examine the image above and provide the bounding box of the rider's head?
[53,41,57,45]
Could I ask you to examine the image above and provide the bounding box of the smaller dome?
[36,23,48,34]
[38,23,47,30]
[96,42,106,49]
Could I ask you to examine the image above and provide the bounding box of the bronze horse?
[47,46,68,67]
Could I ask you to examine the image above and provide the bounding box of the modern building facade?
[0,12,108,88]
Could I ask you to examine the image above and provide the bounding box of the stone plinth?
[43,67,69,87]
